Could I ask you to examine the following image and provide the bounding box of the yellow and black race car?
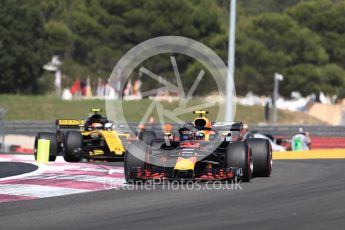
[125,111,272,182]
[34,109,129,162]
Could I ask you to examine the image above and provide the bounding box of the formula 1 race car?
[124,111,272,182]
[34,109,129,162]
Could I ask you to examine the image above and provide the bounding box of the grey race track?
[1,160,345,230]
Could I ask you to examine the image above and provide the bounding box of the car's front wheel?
[226,141,253,182]
[63,131,82,162]
[34,132,58,162]
[247,138,272,177]
[124,142,147,183]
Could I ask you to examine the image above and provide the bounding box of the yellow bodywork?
[57,112,128,158]
[90,149,104,156]
[174,157,196,171]
[57,119,84,126]
[81,130,127,156]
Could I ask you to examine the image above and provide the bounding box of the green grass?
[0,95,106,120]
[0,95,322,125]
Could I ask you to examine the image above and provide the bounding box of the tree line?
[1,0,345,98]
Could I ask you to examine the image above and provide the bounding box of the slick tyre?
[124,142,147,183]
[226,141,253,182]
[63,131,82,162]
[34,132,58,162]
[247,138,272,177]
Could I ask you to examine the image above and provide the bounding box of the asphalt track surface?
[1,159,345,230]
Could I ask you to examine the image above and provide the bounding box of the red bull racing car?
[124,111,272,182]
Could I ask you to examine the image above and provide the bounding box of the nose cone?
[174,157,196,171]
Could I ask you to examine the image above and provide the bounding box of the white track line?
[0,184,90,198]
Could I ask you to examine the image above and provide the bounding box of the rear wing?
[212,122,243,131]
[181,121,243,132]
[56,119,84,130]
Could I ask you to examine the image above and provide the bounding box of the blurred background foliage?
[1,0,345,98]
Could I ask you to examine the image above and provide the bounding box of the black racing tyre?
[226,141,253,182]
[63,131,82,162]
[124,142,147,183]
[34,132,58,162]
[139,131,156,145]
[247,138,272,177]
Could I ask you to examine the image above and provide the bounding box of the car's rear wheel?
[226,141,252,182]
[34,132,58,162]
[124,142,147,183]
[139,131,156,145]
[63,131,82,162]
[247,138,272,177]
